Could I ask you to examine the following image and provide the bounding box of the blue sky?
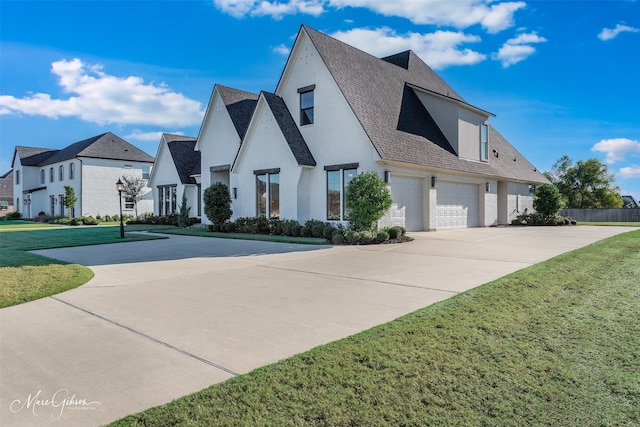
[1,0,638,198]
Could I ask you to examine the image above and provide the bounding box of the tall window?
[197,184,202,217]
[158,185,177,216]
[480,123,489,161]
[142,165,150,180]
[15,170,20,185]
[326,165,357,221]
[59,165,64,181]
[299,85,315,125]
[255,170,280,219]
[69,162,75,180]
[49,167,54,182]
[40,169,45,184]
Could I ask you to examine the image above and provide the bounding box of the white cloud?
[272,43,291,55]
[331,27,486,69]
[592,138,640,164]
[213,0,324,19]
[619,165,640,179]
[214,0,525,32]
[494,31,547,67]
[0,59,204,127]
[598,23,639,41]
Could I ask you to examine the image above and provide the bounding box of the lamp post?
[116,178,125,239]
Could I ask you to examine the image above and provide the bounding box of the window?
[158,185,177,216]
[49,167,54,182]
[59,195,65,216]
[40,169,45,184]
[326,164,358,221]
[0,201,8,210]
[15,170,20,185]
[69,162,75,180]
[299,85,315,125]
[480,123,489,161]
[59,165,64,181]
[255,169,280,219]
[125,196,134,210]
[142,165,150,180]
[197,184,202,217]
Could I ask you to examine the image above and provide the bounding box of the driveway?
[0,226,634,426]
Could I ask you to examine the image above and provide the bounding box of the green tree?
[545,157,622,208]
[177,193,191,228]
[120,175,146,219]
[204,183,232,226]
[63,186,77,218]
[533,184,563,216]
[345,171,392,231]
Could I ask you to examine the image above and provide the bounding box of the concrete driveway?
[0,226,634,426]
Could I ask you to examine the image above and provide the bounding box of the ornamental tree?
[345,171,392,231]
[204,182,233,226]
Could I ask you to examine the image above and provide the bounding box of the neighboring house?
[622,195,639,209]
[188,25,548,230]
[148,133,201,217]
[11,132,155,218]
[0,170,14,215]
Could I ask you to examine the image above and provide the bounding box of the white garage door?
[391,176,424,231]
[436,182,479,229]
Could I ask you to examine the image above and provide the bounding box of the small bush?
[81,216,99,225]
[344,230,358,244]
[332,233,345,245]
[323,225,336,240]
[268,218,283,235]
[376,230,390,242]
[311,224,325,238]
[104,214,112,222]
[300,226,311,237]
[359,231,376,245]
[221,222,236,233]
[281,219,301,237]
[386,227,399,239]
[209,224,222,232]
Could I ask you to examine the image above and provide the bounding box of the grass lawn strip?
[111,230,640,426]
[0,226,166,308]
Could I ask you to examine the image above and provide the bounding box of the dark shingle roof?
[262,92,316,167]
[13,146,58,167]
[165,135,201,184]
[302,25,547,184]
[217,85,259,140]
[39,132,154,165]
[0,170,13,199]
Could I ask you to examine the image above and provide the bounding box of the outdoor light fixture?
[431,176,437,188]
[233,187,238,199]
[384,171,391,183]
[116,178,125,239]
[486,182,491,192]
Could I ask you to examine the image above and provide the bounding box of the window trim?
[40,169,45,184]
[326,165,358,221]
[59,165,64,181]
[255,170,280,219]
[69,162,75,180]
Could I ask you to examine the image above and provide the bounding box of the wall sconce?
[384,171,391,183]
[232,187,238,199]
[431,176,437,188]
[485,182,491,192]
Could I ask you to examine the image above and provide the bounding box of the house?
[189,25,548,231]
[622,195,639,209]
[11,132,155,218]
[0,170,14,215]
[148,133,201,217]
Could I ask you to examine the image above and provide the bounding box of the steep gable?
[217,85,259,141]
[166,136,200,184]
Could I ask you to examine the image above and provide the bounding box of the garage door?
[436,182,479,229]
[391,176,424,231]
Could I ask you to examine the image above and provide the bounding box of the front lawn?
[112,230,640,426]
[0,226,165,308]
[577,221,640,227]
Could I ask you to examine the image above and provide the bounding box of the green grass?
[0,226,166,308]
[0,220,61,229]
[577,221,640,227]
[144,226,330,245]
[111,230,640,426]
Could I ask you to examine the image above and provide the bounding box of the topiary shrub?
[281,219,301,237]
[534,183,563,217]
[268,218,283,235]
[204,183,233,227]
[386,226,399,239]
[332,233,345,245]
[311,224,325,238]
[376,230,390,242]
[299,226,311,237]
[345,171,392,231]
[322,225,336,240]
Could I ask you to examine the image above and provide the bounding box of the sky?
[1,0,638,199]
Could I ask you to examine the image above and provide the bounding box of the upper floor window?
[49,167,54,183]
[480,124,489,161]
[40,169,45,184]
[69,162,75,180]
[326,164,358,221]
[142,165,150,180]
[15,170,20,185]
[59,165,64,181]
[298,85,315,125]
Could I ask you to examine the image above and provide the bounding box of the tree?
[120,175,146,219]
[63,186,77,218]
[345,171,392,231]
[545,157,622,208]
[177,193,190,228]
[204,182,232,226]
[533,184,563,216]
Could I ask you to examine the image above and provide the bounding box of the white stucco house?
[11,132,155,219]
[182,25,548,231]
[148,133,201,218]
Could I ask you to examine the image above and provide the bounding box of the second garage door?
[436,182,479,229]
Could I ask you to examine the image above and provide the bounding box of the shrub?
[221,222,236,233]
[204,183,233,226]
[376,230,390,242]
[386,227,399,239]
[177,193,191,228]
[311,224,325,238]
[81,216,99,225]
[322,225,336,240]
[268,218,283,235]
[104,214,112,222]
[344,230,358,244]
[534,183,563,216]
[300,226,311,237]
[332,233,345,245]
[281,219,301,237]
[359,231,376,245]
[345,171,393,231]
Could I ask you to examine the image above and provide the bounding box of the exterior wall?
[80,158,153,218]
[415,92,459,154]
[149,142,181,216]
[458,108,486,161]
[198,90,243,224]
[505,182,534,223]
[275,32,381,223]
